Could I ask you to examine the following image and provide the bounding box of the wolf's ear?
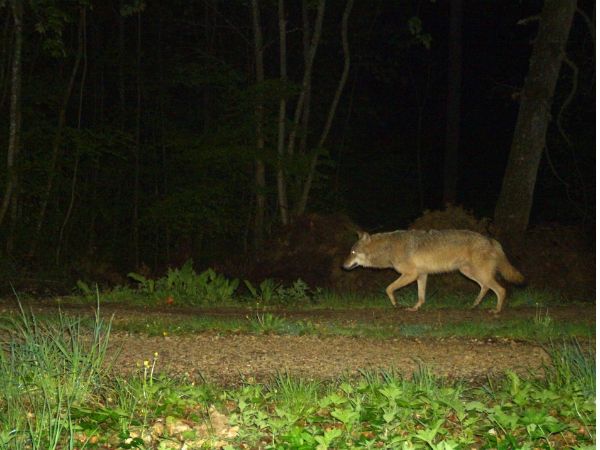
[357,231,370,242]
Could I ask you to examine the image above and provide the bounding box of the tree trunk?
[442,0,462,205]
[285,0,325,157]
[0,9,13,111]
[157,6,170,265]
[118,1,126,128]
[29,6,84,257]
[0,0,22,230]
[494,0,577,234]
[276,0,289,225]
[57,7,87,264]
[203,0,217,134]
[251,0,267,249]
[296,0,353,216]
[132,10,142,268]
[298,0,312,156]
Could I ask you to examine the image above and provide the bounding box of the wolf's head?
[343,231,372,270]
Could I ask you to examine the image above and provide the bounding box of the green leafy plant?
[127,271,156,294]
[249,313,288,334]
[243,278,279,303]
[276,279,311,303]
[76,279,93,296]
[129,260,239,304]
[243,278,314,305]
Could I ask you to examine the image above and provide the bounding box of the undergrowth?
[0,302,595,449]
[70,260,591,314]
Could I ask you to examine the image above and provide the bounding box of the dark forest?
[0,0,595,288]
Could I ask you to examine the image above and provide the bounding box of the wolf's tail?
[492,239,525,284]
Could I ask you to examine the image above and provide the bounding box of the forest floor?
[1,300,594,386]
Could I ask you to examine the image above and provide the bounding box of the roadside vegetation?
[0,299,595,449]
[13,261,590,343]
[68,259,581,311]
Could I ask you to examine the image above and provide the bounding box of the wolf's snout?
[343,261,358,270]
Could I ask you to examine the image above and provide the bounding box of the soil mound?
[244,213,388,291]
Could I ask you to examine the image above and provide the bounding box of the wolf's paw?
[489,309,501,315]
[406,307,420,312]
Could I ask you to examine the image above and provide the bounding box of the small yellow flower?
[154,352,159,358]
[162,331,169,337]
[144,360,150,368]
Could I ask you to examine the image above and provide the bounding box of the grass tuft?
[0,294,112,449]
[544,338,595,398]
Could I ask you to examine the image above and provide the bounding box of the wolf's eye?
[351,250,356,254]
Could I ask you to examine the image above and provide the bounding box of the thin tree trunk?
[0,0,22,230]
[494,0,577,234]
[132,10,142,268]
[408,59,433,212]
[442,0,462,205]
[296,0,353,216]
[298,0,312,155]
[276,0,289,225]
[157,7,169,264]
[251,0,266,249]
[203,0,217,134]
[0,9,13,111]
[285,0,325,157]
[87,157,99,255]
[57,7,87,264]
[29,7,84,257]
[118,1,126,128]
[56,153,79,264]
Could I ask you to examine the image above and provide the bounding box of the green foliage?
[544,338,595,398]
[0,296,594,449]
[127,271,156,293]
[276,279,311,303]
[32,2,76,58]
[248,312,288,334]
[76,279,93,295]
[128,260,239,304]
[248,313,316,336]
[244,278,313,305]
[407,16,433,49]
[269,372,320,420]
[223,365,595,448]
[0,297,112,449]
[244,278,279,303]
[120,0,146,16]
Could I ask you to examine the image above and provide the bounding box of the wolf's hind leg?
[487,279,506,314]
[470,287,489,308]
[385,273,418,307]
[407,274,428,312]
[459,265,489,308]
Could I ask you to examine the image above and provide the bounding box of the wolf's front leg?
[385,273,418,307]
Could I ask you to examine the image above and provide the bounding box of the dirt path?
[107,332,550,385]
[0,301,593,385]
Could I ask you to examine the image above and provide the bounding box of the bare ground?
[107,332,551,386]
[0,301,594,386]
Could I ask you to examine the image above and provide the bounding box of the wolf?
[343,229,524,313]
